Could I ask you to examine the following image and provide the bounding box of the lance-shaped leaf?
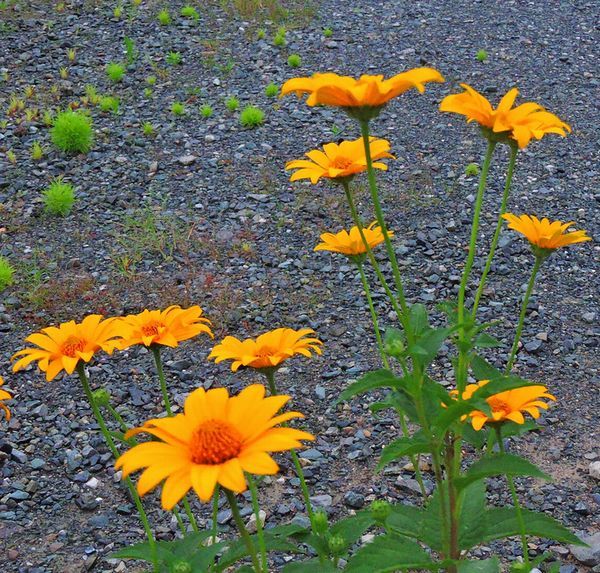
[385,504,424,539]
[409,326,454,368]
[457,557,501,572]
[458,480,487,550]
[338,369,404,403]
[377,433,432,471]
[283,561,338,573]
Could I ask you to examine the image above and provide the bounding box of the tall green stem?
[225,489,262,573]
[359,120,409,318]
[495,426,530,567]
[211,485,220,545]
[472,145,518,317]
[456,140,496,394]
[505,256,543,372]
[151,345,172,416]
[263,370,315,523]
[247,475,267,573]
[75,363,156,564]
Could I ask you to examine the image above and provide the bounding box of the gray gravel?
[0,0,598,571]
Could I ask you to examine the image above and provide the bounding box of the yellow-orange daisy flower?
[502,213,591,253]
[314,222,391,257]
[281,68,444,110]
[116,384,314,508]
[285,137,394,184]
[208,328,323,372]
[11,315,121,381]
[440,84,571,148]
[0,376,12,421]
[457,380,556,431]
[115,305,213,350]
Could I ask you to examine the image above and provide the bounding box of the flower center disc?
[190,419,243,465]
[62,336,86,357]
[331,156,353,170]
[141,320,163,337]
[488,397,512,417]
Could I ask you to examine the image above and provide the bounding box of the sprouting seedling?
[124,37,137,65]
[200,104,213,118]
[171,101,185,116]
[239,105,264,128]
[25,108,39,122]
[51,109,94,154]
[0,256,14,292]
[256,28,265,40]
[476,49,488,62]
[265,82,279,98]
[131,0,142,6]
[6,150,17,164]
[465,162,480,176]
[24,85,35,99]
[225,96,239,112]
[273,26,286,47]
[323,27,333,37]
[331,124,342,137]
[166,51,182,65]
[31,141,44,160]
[106,62,125,82]
[142,122,156,137]
[42,109,54,126]
[144,87,153,98]
[67,48,76,62]
[99,96,120,114]
[7,96,25,115]
[180,5,199,21]
[157,8,171,25]
[113,5,122,19]
[59,67,69,79]
[146,75,157,86]
[42,176,75,216]
[287,54,301,68]
[85,85,101,106]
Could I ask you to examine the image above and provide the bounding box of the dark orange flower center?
[190,419,243,465]
[331,156,354,170]
[62,336,86,358]
[487,397,512,417]
[255,346,277,359]
[141,320,164,337]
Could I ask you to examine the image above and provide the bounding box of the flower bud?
[312,510,329,535]
[92,388,111,407]
[370,499,391,523]
[171,561,192,573]
[327,534,346,556]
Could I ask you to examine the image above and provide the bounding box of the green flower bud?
[91,388,111,407]
[327,533,346,556]
[370,499,391,523]
[312,509,329,535]
[171,561,192,573]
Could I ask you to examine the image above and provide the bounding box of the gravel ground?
[0,0,598,571]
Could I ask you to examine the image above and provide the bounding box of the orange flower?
[440,84,571,148]
[116,384,314,508]
[314,222,390,257]
[208,328,323,372]
[502,213,591,253]
[286,137,393,184]
[115,305,213,350]
[12,315,121,381]
[0,376,12,421]
[457,380,556,431]
[281,68,444,115]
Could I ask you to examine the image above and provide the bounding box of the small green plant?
[180,5,199,20]
[146,75,157,86]
[6,149,16,164]
[144,87,153,98]
[84,84,101,106]
[124,37,137,65]
[273,26,286,47]
[265,82,279,97]
[67,48,76,62]
[331,124,342,137]
[0,256,14,292]
[7,96,24,115]
[142,122,156,137]
[171,101,185,116]
[106,62,125,83]
[42,109,54,126]
[323,26,333,37]
[51,110,93,154]
[113,5,122,19]
[42,176,75,216]
[239,105,264,128]
[157,8,171,25]
[256,28,265,40]
[166,51,182,65]
[287,54,301,67]
[31,141,44,160]
[200,104,213,118]
[59,67,69,79]
[99,96,120,113]
[465,162,480,176]
[225,96,239,112]
[476,49,488,62]
[24,85,35,99]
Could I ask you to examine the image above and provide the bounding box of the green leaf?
[337,369,404,403]
[409,327,453,368]
[377,434,431,471]
[329,511,375,550]
[473,333,502,348]
[421,481,446,551]
[344,534,435,572]
[483,507,585,546]
[471,354,502,379]
[111,541,172,562]
[410,303,430,335]
[385,504,424,539]
[282,560,338,572]
[458,480,487,550]
[457,557,500,573]
[462,424,488,449]
[455,453,550,491]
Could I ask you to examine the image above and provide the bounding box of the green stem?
[247,475,267,573]
[105,403,129,434]
[152,345,172,416]
[174,508,187,535]
[505,256,543,372]
[264,371,315,523]
[359,119,409,318]
[456,140,496,393]
[211,485,220,545]
[225,488,262,573]
[495,426,530,567]
[182,498,199,533]
[472,145,518,317]
[356,261,388,368]
[75,363,156,566]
